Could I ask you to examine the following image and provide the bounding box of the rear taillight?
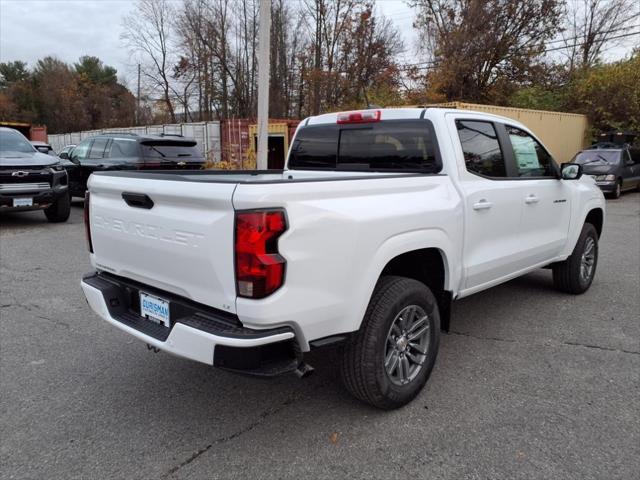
[235,209,287,298]
[84,191,93,253]
[336,110,381,124]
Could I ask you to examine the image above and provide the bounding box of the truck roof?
[304,107,527,130]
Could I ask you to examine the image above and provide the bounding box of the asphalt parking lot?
[1,193,639,480]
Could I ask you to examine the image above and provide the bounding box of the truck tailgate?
[88,174,238,314]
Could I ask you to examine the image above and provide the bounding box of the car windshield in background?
[141,142,201,159]
[289,120,440,172]
[0,130,35,153]
[573,150,621,165]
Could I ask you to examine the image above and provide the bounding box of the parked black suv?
[60,133,206,198]
[0,127,70,222]
[571,145,640,198]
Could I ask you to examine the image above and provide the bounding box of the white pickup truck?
[81,108,605,409]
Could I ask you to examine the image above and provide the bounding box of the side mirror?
[59,152,69,160]
[561,163,582,180]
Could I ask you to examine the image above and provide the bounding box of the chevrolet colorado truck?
[81,108,605,409]
[0,127,70,222]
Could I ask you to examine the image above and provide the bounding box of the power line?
[396,30,640,71]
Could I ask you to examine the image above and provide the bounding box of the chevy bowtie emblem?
[11,171,29,177]
[177,161,186,166]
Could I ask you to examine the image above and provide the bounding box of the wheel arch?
[377,247,453,332]
[585,207,604,238]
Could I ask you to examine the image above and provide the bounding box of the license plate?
[140,292,170,328]
[13,198,33,207]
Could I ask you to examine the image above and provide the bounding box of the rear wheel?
[44,192,71,223]
[341,276,440,409]
[552,223,598,294]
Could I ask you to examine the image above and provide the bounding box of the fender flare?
[346,228,458,333]
[563,199,605,257]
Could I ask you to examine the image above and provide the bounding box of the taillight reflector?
[84,191,93,253]
[336,110,381,124]
[235,210,287,298]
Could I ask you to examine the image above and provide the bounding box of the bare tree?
[562,0,640,71]
[122,0,177,122]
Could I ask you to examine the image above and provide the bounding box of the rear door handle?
[525,194,539,204]
[473,199,493,210]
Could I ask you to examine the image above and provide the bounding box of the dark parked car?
[0,127,70,222]
[572,146,640,199]
[61,133,205,197]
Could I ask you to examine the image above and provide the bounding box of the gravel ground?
[1,193,638,480]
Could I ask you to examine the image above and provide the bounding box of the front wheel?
[44,192,71,223]
[552,223,598,294]
[608,179,622,199]
[341,276,440,409]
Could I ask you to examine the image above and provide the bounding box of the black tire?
[341,276,440,410]
[44,192,71,223]
[552,223,598,294]
[608,179,622,199]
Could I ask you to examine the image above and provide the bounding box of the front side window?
[506,126,555,177]
[289,120,440,172]
[456,120,505,177]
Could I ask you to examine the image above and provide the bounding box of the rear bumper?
[81,272,298,372]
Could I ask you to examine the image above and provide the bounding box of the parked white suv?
[81,108,605,409]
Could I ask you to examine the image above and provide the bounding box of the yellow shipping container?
[414,102,591,164]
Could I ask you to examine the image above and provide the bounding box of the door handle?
[122,192,154,209]
[525,194,539,204]
[473,199,493,210]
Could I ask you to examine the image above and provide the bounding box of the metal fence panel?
[205,122,221,161]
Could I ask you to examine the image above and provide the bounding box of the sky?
[0,0,637,86]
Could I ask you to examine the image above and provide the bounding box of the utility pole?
[136,63,141,125]
[256,0,271,170]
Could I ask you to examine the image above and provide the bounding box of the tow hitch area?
[294,362,315,378]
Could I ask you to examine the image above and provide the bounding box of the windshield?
[289,120,441,172]
[0,130,36,153]
[573,150,621,166]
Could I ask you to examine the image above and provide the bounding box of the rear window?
[141,141,203,160]
[289,120,440,172]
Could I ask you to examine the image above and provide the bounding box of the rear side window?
[110,139,139,158]
[88,138,109,159]
[289,120,440,172]
[456,120,505,177]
